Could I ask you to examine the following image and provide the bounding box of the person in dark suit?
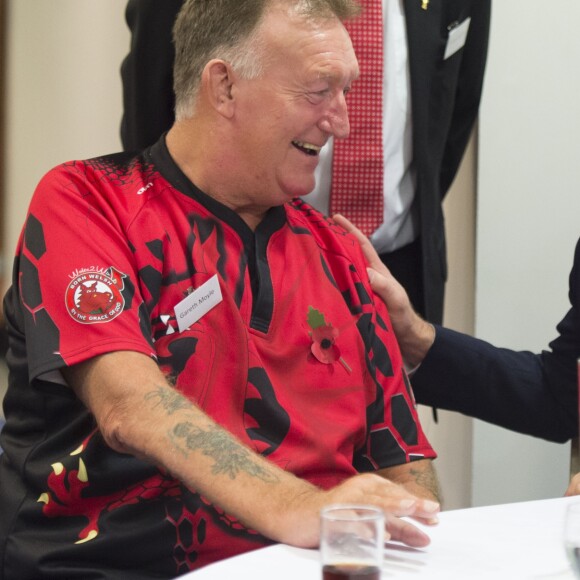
[120,0,492,325]
[120,0,183,153]
[335,213,580,446]
[397,0,490,324]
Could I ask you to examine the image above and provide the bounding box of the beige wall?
[473,0,579,506]
[1,0,129,295]
[418,132,477,510]
[0,0,6,303]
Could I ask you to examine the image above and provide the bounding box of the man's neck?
[165,123,268,231]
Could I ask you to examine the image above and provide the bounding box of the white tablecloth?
[182,496,579,579]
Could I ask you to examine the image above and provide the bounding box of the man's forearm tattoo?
[170,422,279,483]
[144,386,190,415]
[144,386,279,483]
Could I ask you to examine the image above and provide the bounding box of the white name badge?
[174,274,223,332]
[444,17,471,60]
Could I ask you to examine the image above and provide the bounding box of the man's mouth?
[292,140,321,157]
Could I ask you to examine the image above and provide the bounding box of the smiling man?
[0,1,440,578]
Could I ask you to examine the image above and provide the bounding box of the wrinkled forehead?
[257,4,359,78]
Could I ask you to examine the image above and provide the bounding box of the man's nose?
[319,94,350,139]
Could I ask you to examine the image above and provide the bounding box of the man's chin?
[284,179,317,200]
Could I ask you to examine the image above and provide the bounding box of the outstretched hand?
[333,214,411,315]
[333,214,435,367]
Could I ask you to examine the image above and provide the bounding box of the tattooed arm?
[378,461,441,503]
[62,350,440,548]
[374,460,441,531]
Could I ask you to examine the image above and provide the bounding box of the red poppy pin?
[307,306,352,373]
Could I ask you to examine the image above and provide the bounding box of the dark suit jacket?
[413,238,580,443]
[404,0,490,323]
[120,0,491,324]
[120,0,183,152]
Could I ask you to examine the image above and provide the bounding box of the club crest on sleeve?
[65,267,127,324]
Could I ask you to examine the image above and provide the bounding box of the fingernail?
[399,499,416,510]
[424,501,440,513]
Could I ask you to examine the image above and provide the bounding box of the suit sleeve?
[412,239,580,443]
[439,0,491,196]
[120,0,184,151]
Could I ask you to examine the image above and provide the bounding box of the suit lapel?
[403,0,443,161]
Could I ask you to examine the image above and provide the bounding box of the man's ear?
[202,59,236,118]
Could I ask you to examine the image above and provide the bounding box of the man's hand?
[333,214,435,368]
[277,471,440,550]
[324,472,440,547]
[565,473,580,496]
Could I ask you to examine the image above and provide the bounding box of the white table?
[183,496,579,579]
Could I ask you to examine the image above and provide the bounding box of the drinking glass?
[564,502,580,577]
[320,504,384,580]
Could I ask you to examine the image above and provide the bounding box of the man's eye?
[306,90,329,104]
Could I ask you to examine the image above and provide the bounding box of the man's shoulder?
[52,150,158,190]
[35,150,164,215]
[286,198,362,260]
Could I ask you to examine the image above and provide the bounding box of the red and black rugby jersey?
[0,138,435,577]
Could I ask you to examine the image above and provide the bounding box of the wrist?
[399,319,435,369]
[256,479,322,547]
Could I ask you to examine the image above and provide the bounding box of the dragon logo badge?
[65,266,127,324]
